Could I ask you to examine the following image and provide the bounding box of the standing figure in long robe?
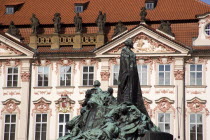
[117,38,149,117]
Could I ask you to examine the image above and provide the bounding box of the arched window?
[205,24,210,35]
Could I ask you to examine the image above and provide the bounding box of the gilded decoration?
[0,43,22,56]
[56,58,76,73]
[55,95,75,113]
[143,97,152,117]
[100,71,110,81]
[32,97,52,116]
[174,70,184,80]
[154,97,175,118]
[187,97,209,116]
[21,72,30,82]
[1,99,21,116]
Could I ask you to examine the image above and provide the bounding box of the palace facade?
[0,0,210,140]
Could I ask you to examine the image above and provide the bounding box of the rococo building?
[0,0,210,140]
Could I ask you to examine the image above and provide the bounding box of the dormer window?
[6,6,14,14]
[205,24,210,36]
[145,2,154,9]
[75,6,83,13]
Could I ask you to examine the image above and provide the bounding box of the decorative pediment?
[55,95,75,113]
[154,97,175,115]
[187,97,209,116]
[32,97,52,116]
[0,43,23,56]
[95,25,190,57]
[1,98,21,114]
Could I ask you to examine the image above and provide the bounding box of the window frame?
[112,65,120,86]
[189,64,203,86]
[158,64,171,85]
[204,24,210,36]
[57,113,70,138]
[75,6,83,13]
[6,6,15,14]
[37,66,49,87]
[189,113,203,140]
[145,2,154,10]
[3,114,17,140]
[137,64,148,85]
[82,66,94,86]
[157,113,171,133]
[34,113,48,140]
[6,67,19,87]
[60,66,71,86]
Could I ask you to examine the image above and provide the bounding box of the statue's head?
[124,38,133,48]
[107,87,113,95]
[99,11,102,15]
[32,14,36,17]
[93,80,101,87]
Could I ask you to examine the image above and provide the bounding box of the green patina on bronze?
[58,39,160,140]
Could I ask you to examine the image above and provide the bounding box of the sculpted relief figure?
[30,14,40,34]
[53,13,61,33]
[117,38,149,117]
[112,21,127,37]
[96,11,106,33]
[74,13,82,33]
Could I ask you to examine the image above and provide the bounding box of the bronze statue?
[7,21,21,38]
[140,7,147,22]
[74,13,82,33]
[117,38,149,117]
[96,11,106,33]
[30,14,40,34]
[53,13,61,33]
[158,21,174,36]
[112,20,127,37]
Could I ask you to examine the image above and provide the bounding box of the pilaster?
[100,58,110,90]
[29,35,38,49]
[73,33,82,48]
[51,33,60,49]
[96,33,104,48]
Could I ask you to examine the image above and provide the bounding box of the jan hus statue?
[117,38,149,117]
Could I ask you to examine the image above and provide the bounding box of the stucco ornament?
[187,97,209,116]
[1,99,21,114]
[100,71,110,81]
[32,97,52,116]
[55,95,75,113]
[174,70,184,80]
[0,43,22,56]
[21,72,30,82]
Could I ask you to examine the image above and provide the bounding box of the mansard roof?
[0,0,209,25]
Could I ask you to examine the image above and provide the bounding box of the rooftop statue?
[7,21,21,38]
[117,38,149,117]
[96,11,106,33]
[30,14,40,35]
[112,20,127,37]
[53,13,61,33]
[158,21,174,36]
[140,7,147,22]
[74,13,82,33]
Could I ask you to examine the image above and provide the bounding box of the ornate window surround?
[0,99,20,140]
[108,57,119,87]
[185,57,207,87]
[186,97,209,140]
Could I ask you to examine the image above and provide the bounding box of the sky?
[201,0,210,4]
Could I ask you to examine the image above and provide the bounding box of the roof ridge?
[195,0,210,7]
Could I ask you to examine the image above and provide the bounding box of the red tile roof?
[0,0,209,25]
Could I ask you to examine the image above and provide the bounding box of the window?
[137,65,147,85]
[60,66,71,86]
[35,114,47,140]
[82,66,94,86]
[190,64,202,85]
[75,6,83,13]
[113,65,119,85]
[38,66,49,87]
[58,114,70,138]
[6,7,14,14]
[159,64,170,85]
[158,113,170,133]
[145,3,154,9]
[4,114,16,140]
[205,24,210,36]
[190,114,203,140]
[7,67,18,87]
